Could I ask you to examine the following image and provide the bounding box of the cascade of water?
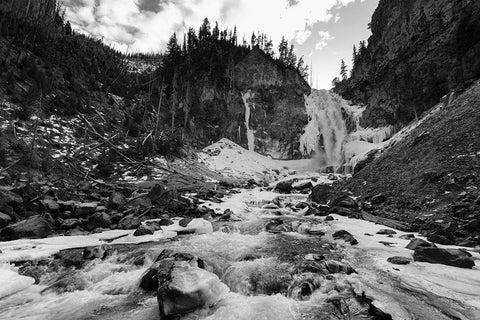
[299,90,348,169]
[241,91,256,152]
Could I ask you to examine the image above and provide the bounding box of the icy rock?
[413,247,475,268]
[0,215,52,240]
[0,212,12,228]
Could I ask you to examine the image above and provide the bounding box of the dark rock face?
[343,0,480,128]
[0,215,52,240]
[413,247,475,269]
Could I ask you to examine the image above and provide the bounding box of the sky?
[63,0,379,89]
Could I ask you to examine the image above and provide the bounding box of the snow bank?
[0,264,35,299]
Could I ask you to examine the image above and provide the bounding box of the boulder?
[179,217,193,228]
[118,214,141,230]
[332,230,358,245]
[59,218,81,229]
[325,215,334,221]
[86,212,112,230]
[413,247,475,268]
[275,181,293,193]
[387,256,411,265]
[309,184,333,204]
[73,202,98,217]
[134,224,156,236]
[293,181,313,191]
[427,232,454,245]
[40,199,60,213]
[0,212,12,228]
[0,215,52,240]
[0,188,23,205]
[107,192,126,209]
[330,194,359,211]
[406,238,435,250]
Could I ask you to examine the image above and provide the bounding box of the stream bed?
[0,182,479,320]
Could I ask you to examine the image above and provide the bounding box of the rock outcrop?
[340,0,480,128]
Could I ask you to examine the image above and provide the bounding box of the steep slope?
[342,82,480,246]
[336,0,480,128]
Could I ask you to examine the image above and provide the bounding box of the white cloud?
[315,31,334,51]
[64,0,361,53]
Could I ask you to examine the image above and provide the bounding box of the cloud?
[315,31,334,51]
[63,0,362,53]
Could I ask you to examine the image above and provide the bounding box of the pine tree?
[198,18,211,41]
[287,44,297,67]
[187,28,198,52]
[212,22,220,40]
[352,45,357,63]
[278,37,288,63]
[251,33,256,48]
[233,26,238,46]
[65,21,72,36]
[340,60,348,80]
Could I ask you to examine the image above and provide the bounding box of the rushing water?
[241,91,256,152]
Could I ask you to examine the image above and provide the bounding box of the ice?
[0,264,35,299]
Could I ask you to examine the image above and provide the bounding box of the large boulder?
[0,215,52,240]
[0,212,12,228]
[413,247,475,269]
[86,212,112,230]
[275,181,293,194]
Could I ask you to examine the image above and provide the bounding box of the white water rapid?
[241,91,256,152]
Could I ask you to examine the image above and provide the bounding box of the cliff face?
[189,49,310,159]
[343,0,480,127]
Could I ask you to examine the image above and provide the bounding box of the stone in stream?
[275,180,294,193]
[332,230,358,245]
[387,256,411,265]
[377,229,397,235]
[134,224,156,236]
[405,238,435,250]
[0,215,52,240]
[413,247,475,268]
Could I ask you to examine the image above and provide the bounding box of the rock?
[179,217,193,228]
[86,212,112,230]
[377,229,397,235]
[0,212,12,228]
[83,244,112,260]
[309,184,333,204]
[219,209,233,220]
[0,215,52,240]
[54,249,86,268]
[275,181,293,193]
[297,222,312,234]
[59,218,81,229]
[78,181,91,192]
[406,238,435,250]
[157,218,174,226]
[118,214,141,230]
[325,215,334,221]
[413,247,475,269]
[0,188,23,205]
[399,234,415,240]
[130,197,152,208]
[331,194,359,211]
[308,225,325,236]
[293,181,313,191]
[332,230,358,245]
[134,224,156,236]
[40,199,60,212]
[107,192,126,209]
[387,256,411,265]
[427,232,454,245]
[41,272,88,294]
[73,202,98,217]
[177,219,213,235]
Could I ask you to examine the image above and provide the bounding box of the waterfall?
[241,91,256,152]
[300,89,394,172]
[299,90,348,170]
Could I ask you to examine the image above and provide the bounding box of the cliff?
[337,0,480,128]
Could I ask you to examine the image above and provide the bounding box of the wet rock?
[41,272,88,294]
[118,214,141,230]
[54,249,86,268]
[376,229,397,235]
[0,215,52,240]
[275,181,294,193]
[73,202,98,217]
[265,219,287,233]
[86,212,111,230]
[83,244,112,260]
[427,232,454,245]
[309,184,333,204]
[387,256,411,265]
[179,217,193,228]
[413,247,475,269]
[325,215,334,221]
[107,192,126,209]
[332,230,358,245]
[134,224,156,236]
[0,212,12,228]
